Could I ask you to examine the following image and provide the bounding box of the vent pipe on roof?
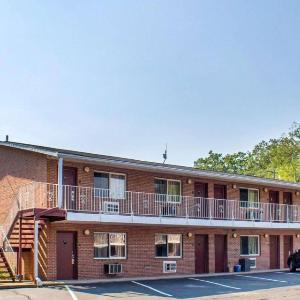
[5,135,9,142]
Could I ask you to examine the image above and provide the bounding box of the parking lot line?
[189,278,241,290]
[131,281,173,297]
[65,285,78,300]
[236,275,287,283]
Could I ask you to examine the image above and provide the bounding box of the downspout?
[58,157,64,208]
[33,219,42,286]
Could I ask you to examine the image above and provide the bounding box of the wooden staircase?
[0,248,15,281]
[0,208,66,282]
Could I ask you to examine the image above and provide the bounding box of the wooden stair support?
[0,248,15,281]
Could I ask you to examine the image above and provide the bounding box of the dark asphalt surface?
[2,271,300,299]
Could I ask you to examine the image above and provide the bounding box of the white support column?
[34,220,39,281]
[58,157,64,208]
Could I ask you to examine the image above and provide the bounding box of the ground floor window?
[155,234,182,258]
[94,232,126,258]
[240,235,260,256]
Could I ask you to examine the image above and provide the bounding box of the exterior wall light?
[84,166,90,173]
[232,233,238,238]
[296,234,300,239]
[187,178,193,184]
[232,184,237,189]
[263,188,268,193]
[296,191,300,196]
[83,229,91,236]
[264,234,269,238]
[187,232,193,238]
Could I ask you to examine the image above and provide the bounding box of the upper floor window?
[94,172,126,199]
[154,179,181,203]
[94,232,126,259]
[240,235,260,256]
[240,188,259,205]
[155,234,182,258]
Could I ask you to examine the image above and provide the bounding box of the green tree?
[194,123,300,182]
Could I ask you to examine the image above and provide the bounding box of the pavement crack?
[12,290,32,300]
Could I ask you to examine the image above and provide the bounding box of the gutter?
[59,153,300,190]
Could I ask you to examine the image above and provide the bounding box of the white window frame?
[239,187,260,202]
[94,171,126,199]
[94,232,127,260]
[240,235,260,257]
[154,178,182,203]
[155,233,182,259]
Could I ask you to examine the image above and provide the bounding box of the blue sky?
[0,1,299,166]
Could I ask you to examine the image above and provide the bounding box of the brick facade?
[42,223,300,280]
[0,146,47,223]
[1,145,300,281]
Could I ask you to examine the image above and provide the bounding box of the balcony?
[17,182,300,229]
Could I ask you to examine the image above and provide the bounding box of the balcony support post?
[33,219,39,284]
[57,157,64,208]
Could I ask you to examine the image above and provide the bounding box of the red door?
[194,182,209,217]
[270,235,280,269]
[56,232,77,280]
[63,167,77,210]
[195,234,209,273]
[214,185,227,219]
[215,234,228,273]
[269,191,279,221]
[284,235,293,267]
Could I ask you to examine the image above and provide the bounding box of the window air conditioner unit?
[103,202,119,214]
[161,205,177,216]
[163,261,177,273]
[104,264,122,275]
[249,257,257,269]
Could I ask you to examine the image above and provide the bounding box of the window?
[94,172,126,199]
[240,235,260,256]
[155,234,182,258]
[154,179,181,203]
[94,233,126,259]
[240,188,259,203]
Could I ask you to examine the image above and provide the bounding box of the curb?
[42,268,289,287]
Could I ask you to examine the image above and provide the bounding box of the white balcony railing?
[15,182,300,224]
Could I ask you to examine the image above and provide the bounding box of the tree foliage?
[194,123,300,182]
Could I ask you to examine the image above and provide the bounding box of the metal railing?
[0,227,17,276]
[15,182,300,223]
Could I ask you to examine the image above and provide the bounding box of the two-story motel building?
[1,140,300,281]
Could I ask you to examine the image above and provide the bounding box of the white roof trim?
[60,153,300,190]
[0,142,58,157]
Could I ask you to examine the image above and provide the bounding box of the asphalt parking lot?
[2,271,300,299]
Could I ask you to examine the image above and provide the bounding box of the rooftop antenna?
[163,144,168,164]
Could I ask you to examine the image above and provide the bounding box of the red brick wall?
[43,223,300,280]
[47,159,300,205]
[0,146,48,222]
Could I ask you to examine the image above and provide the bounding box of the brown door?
[194,182,209,217]
[63,167,77,210]
[270,235,280,269]
[283,192,292,205]
[57,232,77,280]
[269,191,279,221]
[284,235,293,267]
[214,185,227,219]
[195,234,208,273]
[215,234,228,273]
[283,192,293,221]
